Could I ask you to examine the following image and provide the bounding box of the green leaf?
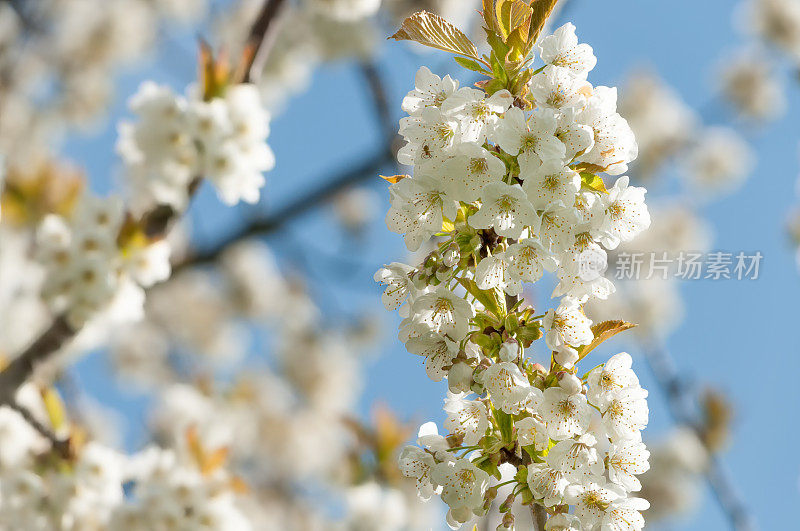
[489,52,509,84]
[495,408,514,444]
[520,485,534,505]
[506,25,529,62]
[495,0,532,39]
[476,457,502,480]
[580,172,608,194]
[514,465,528,483]
[485,27,511,65]
[441,216,455,233]
[482,0,498,33]
[456,277,507,319]
[516,321,542,347]
[390,11,479,59]
[454,56,491,75]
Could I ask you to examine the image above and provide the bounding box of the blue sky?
[59,0,798,528]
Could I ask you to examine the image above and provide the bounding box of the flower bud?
[497,512,515,531]
[558,372,583,395]
[498,492,516,513]
[483,486,499,510]
[442,242,460,267]
[554,346,579,369]
[529,362,547,376]
[446,433,464,448]
[448,362,474,393]
[499,339,519,362]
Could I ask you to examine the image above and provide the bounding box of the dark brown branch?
[531,504,547,531]
[173,148,395,273]
[238,0,287,84]
[0,316,73,405]
[8,398,72,460]
[358,61,398,148]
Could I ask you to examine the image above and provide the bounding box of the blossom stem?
[531,503,547,531]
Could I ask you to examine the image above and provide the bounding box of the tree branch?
[8,398,72,460]
[238,0,287,84]
[531,503,548,531]
[358,61,398,148]
[173,147,395,273]
[641,343,756,531]
[0,316,73,405]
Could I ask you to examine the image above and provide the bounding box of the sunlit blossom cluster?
[118,82,275,211]
[377,21,653,529]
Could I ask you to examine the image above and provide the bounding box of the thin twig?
[8,398,72,460]
[358,61,398,148]
[641,344,756,531]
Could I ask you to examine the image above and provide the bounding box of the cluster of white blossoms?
[118,81,275,211]
[107,239,442,530]
[720,49,786,122]
[377,19,653,530]
[35,193,171,328]
[0,389,252,530]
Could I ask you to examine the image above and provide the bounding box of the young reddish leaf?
[577,320,637,362]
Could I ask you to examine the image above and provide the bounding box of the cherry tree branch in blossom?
[0,0,289,410]
[642,344,756,531]
[176,58,401,272]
